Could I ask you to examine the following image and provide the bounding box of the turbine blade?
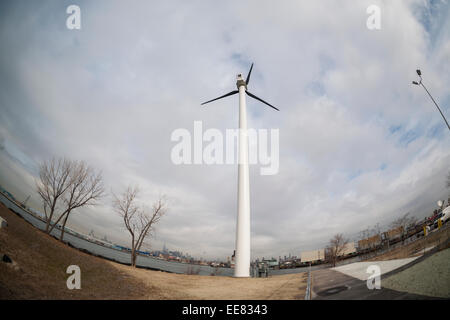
[246,63,254,85]
[246,91,279,111]
[201,90,239,105]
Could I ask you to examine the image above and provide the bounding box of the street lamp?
[412,69,450,131]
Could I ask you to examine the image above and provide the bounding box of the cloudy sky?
[0,0,449,260]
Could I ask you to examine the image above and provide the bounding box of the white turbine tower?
[201,63,279,277]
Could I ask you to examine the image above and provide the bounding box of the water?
[0,192,235,276]
[1,192,339,277]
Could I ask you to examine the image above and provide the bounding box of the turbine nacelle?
[201,63,280,111]
[236,74,247,89]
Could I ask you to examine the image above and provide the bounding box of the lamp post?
[412,69,450,131]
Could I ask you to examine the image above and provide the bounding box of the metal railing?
[305,264,312,300]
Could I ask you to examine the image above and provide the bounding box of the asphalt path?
[311,268,440,299]
[311,254,444,300]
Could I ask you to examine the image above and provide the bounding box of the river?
[1,191,328,276]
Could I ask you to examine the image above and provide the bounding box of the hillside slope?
[0,203,306,300]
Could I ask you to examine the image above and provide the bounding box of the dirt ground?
[112,263,307,300]
[0,203,306,300]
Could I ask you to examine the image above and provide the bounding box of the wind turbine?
[201,63,279,277]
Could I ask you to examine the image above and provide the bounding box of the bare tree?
[358,226,373,246]
[371,223,381,237]
[36,158,104,240]
[390,212,417,244]
[390,212,417,231]
[47,160,104,240]
[447,171,450,188]
[326,233,349,267]
[35,157,72,233]
[113,186,167,267]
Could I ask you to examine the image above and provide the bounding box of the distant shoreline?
[0,203,308,299]
[0,191,176,273]
[0,189,325,276]
[0,191,211,271]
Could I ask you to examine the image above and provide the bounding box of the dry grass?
[0,203,153,299]
[112,263,307,300]
[368,226,450,261]
[0,203,306,300]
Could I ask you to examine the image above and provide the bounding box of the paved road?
[311,267,441,300]
[312,256,441,300]
[332,257,418,280]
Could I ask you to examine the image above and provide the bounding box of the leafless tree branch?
[390,212,416,231]
[447,171,450,188]
[326,233,349,267]
[36,158,104,240]
[35,157,72,232]
[49,160,104,240]
[112,187,166,267]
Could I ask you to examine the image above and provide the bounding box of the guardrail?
[305,264,312,300]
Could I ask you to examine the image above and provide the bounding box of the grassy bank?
[0,203,306,300]
[368,225,450,261]
[382,248,450,298]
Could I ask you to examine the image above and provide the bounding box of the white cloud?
[0,0,449,259]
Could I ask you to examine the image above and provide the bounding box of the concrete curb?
[305,265,312,300]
